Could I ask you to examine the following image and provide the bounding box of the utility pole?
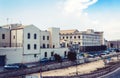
[40,69,42,78]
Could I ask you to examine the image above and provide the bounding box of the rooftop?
[60,29,79,34]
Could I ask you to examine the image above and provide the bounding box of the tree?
[54,54,62,62]
[67,51,76,61]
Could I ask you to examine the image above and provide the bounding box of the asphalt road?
[101,68,120,78]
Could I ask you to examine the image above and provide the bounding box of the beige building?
[60,29,103,48]
[0,27,10,47]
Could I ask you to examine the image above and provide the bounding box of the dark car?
[40,58,49,63]
[4,63,27,70]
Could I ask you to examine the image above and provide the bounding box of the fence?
[0,54,120,78]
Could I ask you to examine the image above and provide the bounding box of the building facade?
[0,24,68,65]
[0,24,104,65]
[107,40,120,49]
[60,29,104,51]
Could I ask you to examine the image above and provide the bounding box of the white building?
[0,24,104,65]
[0,24,68,66]
[60,29,104,51]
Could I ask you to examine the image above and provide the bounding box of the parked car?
[4,63,27,70]
[87,54,95,58]
[103,50,110,54]
[40,58,49,63]
[100,52,107,56]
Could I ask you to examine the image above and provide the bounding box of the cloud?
[62,0,98,16]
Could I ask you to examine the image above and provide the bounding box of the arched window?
[27,44,30,50]
[43,36,45,40]
[78,36,80,39]
[66,36,68,39]
[43,44,46,48]
[74,36,76,39]
[34,44,37,50]
[44,52,47,57]
[28,33,30,39]
[47,44,49,48]
[47,36,49,40]
[34,33,37,39]
[51,52,54,56]
[2,34,5,39]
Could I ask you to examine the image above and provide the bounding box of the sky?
[0,0,120,41]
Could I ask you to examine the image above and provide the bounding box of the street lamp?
[76,54,79,75]
[75,43,79,75]
[39,30,42,78]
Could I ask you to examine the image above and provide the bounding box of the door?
[0,56,6,66]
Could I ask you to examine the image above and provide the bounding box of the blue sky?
[0,0,120,40]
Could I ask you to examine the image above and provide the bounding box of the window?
[44,52,47,57]
[34,33,37,39]
[67,43,69,47]
[47,44,49,48]
[34,44,37,50]
[78,36,80,39]
[13,35,15,39]
[34,54,37,57]
[74,36,76,39]
[63,36,64,39]
[70,36,72,39]
[27,44,30,50]
[78,42,81,45]
[66,36,68,39]
[51,52,54,56]
[43,36,45,40]
[43,44,46,48]
[53,45,55,48]
[28,33,30,39]
[47,36,49,40]
[2,34,5,39]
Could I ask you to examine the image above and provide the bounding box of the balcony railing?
[0,43,23,47]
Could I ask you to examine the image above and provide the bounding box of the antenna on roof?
[6,18,9,25]
[6,18,11,29]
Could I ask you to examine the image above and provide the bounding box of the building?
[0,24,105,65]
[107,40,120,49]
[60,29,104,51]
[0,24,68,66]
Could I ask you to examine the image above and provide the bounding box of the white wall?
[0,48,23,64]
[23,25,40,54]
[40,31,50,48]
[40,48,68,60]
[0,47,68,64]
[48,27,60,48]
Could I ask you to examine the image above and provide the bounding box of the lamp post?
[75,43,79,75]
[76,54,79,75]
[39,30,42,78]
